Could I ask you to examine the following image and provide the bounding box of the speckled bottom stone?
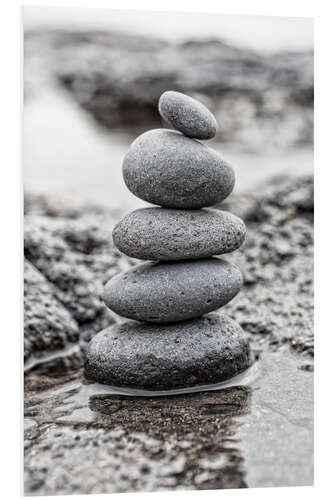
[84,313,250,390]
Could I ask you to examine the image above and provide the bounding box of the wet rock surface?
[24,259,81,370]
[85,314,250,389]
[113,208,246,260]
[24,348,313,494]
[24,211,133,370]
[220,175,314,356]
[103,259,243,323]
[24,30,313,150]
[24,374,251,494]
[24,175,313,493]
[122,129,235,208]
[24,175,313,371]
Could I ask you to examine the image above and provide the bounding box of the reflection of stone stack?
[85,91,250,391]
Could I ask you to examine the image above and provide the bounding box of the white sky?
[23,6,313,54]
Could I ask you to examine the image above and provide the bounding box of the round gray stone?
[158,90,218,140]
[122,129,235,209]
[103,258,243,323]
[84,313,250,390]
[113,208,246,260]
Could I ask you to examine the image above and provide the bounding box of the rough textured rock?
[220,175,314,356]
[123,129,235,208]
[103,258,243,323]
[85,313,250,389]
[24,381,252,494]
[158,90,218,139]
[24,175,313,368]
[24,215,123,325]
[23,175,313,495]
[24,30,313,150]
[24,212,131,372]
[24,349,313,495]
[113,208,246,260]
[24,259,81,369]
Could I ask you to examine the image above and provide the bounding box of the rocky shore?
[24,174,313,372]
[24,29,313,150]
[24,174,314,374]
[24,174,313,493]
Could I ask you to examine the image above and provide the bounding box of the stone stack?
[85,91,250,391]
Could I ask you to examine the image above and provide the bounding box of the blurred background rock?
[23,7,313,213]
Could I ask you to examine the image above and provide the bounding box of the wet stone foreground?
[24,350,313,493]
[24,175,314,494]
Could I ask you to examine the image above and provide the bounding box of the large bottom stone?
[84,313,250,390]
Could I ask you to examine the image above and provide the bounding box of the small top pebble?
[158,91,218,140]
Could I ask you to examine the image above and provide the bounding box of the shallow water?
[24,345,313,492]
[83,361,260,397]
[23,87,313,493]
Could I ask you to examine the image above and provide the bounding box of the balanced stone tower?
[85,91,250,391]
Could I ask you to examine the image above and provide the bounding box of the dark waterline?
[83,360,260,397]
[24,346,313,491]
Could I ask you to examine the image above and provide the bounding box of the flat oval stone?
[103,258,243,323]
[113,208,246,260]
[158,91,218,139]
[122,129,235,209]
[85,313,250,390]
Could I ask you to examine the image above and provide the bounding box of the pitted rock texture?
[23,175,313,367]
[122,129,235,208]
[24,212,132,371]
[24,259,80,367]
[24,215,123,326]
[220,175,314,356]
[158,90,218,139]
[23,176,313,495]
[113,208,246,260]
[85,313,250,389]
[24,351,313,495]
[24,381,251,494]
[103,258,243,323]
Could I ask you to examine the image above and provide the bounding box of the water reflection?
[88,387,251,489]
[24,348,313,492]
[25,373,252,490]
